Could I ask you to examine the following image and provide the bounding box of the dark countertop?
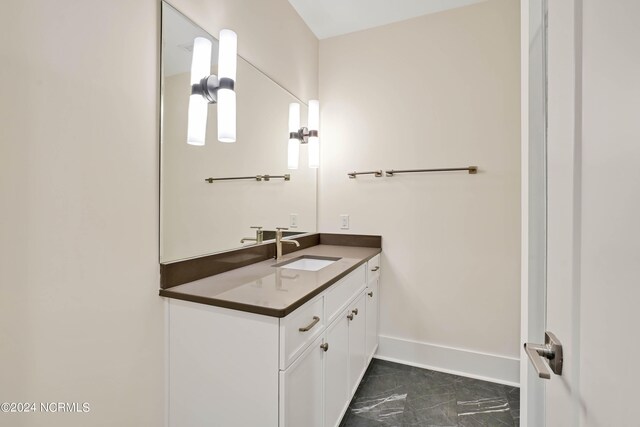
[160,244,381,317]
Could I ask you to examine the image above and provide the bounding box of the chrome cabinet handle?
[367,291,373,297]
[299,316,320,332]
[320,343,329,352]
[347,314,354,321]
[371,266,380,272]
[352,308,359,315]
[524,331,563,379]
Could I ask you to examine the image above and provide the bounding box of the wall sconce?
[187,29,237,146]
[287,100,320,169]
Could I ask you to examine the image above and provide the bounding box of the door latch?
[524,331,563,379]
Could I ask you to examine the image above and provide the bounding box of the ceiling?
[287,0,487,39]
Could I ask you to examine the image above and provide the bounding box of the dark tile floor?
[340,359,520,427]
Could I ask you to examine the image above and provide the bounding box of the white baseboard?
[375,335,520,387]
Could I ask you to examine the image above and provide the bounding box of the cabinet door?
[365,276,379,361]
[324,312,350,427]
[348,293,367,395]
[279,335,324,427]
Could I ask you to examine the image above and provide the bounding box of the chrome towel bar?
[386,166,477,176]
[205,174,291,183]
[347,166,478,179]
[347,170,383,179]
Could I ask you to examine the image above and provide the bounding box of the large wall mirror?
[160,3,317,263]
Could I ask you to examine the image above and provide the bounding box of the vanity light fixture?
[187,29,237,146]
[287,100,320,169]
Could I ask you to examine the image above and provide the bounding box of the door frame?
[520,0,549,425]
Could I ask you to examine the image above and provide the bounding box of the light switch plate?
[290,213,298,228]
[340,214,349,230]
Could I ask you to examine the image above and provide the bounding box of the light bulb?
[217,89,236,143]
[308,137,319,168]
[308,100,319,132]
[218,30,237,81]
[288,139,300,170]
[187,95,208,146]
[190,37,212,85]
[307,100,319,168]
[187,37,212,146]
[288,103,300,133]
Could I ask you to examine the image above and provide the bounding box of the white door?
[279,335,325,427]
[324,312,349,427]
[524,0,640,425]
[365,275,379,360]
[348,293,367,395]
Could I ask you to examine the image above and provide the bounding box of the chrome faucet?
[241,226,264,244]
[275,227,300,261]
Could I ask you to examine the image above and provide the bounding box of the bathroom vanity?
[158,5,381,425]
[161,239,381,427]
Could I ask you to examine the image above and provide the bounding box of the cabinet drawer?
[367,254,381,281]
[325,265,366,324]
[280,296,325,370]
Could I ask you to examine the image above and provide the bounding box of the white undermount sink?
[277,256,340,272]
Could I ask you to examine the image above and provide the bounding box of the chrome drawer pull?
[298,316,320,332]
[371,266,380,272]
[367,291,373,297]
[347,314,354,321]
[320,343,329,352]
[352,308,359,315]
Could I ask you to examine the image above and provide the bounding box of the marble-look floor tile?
[402,391,458,426]
[340,359,519,427]
[350,392,408,424]
[458,410,516,427]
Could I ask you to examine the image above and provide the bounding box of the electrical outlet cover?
[340,214,349,230]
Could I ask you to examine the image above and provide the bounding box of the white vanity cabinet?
[169,256,381,427]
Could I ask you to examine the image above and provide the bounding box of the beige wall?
[0,1,317,426]
[318,0,521,360]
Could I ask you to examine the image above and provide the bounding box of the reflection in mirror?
[160,3,317,263]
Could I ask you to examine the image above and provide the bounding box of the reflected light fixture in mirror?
[187,29,237,146]
[288,100,320,169]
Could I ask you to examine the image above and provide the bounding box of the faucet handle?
[250,226,263,230]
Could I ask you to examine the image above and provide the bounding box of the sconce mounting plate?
[192,76,235,104]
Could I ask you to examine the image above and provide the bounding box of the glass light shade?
[187,95,208,146]
[217,89,236,143]
[288,139,300,170]
[288,103,300,133]
[218,29,237,81]
[308,100,319,131]
[308,137,319,169]
[190,37,212,85]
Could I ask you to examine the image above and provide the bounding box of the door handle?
[524,331,563,379]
